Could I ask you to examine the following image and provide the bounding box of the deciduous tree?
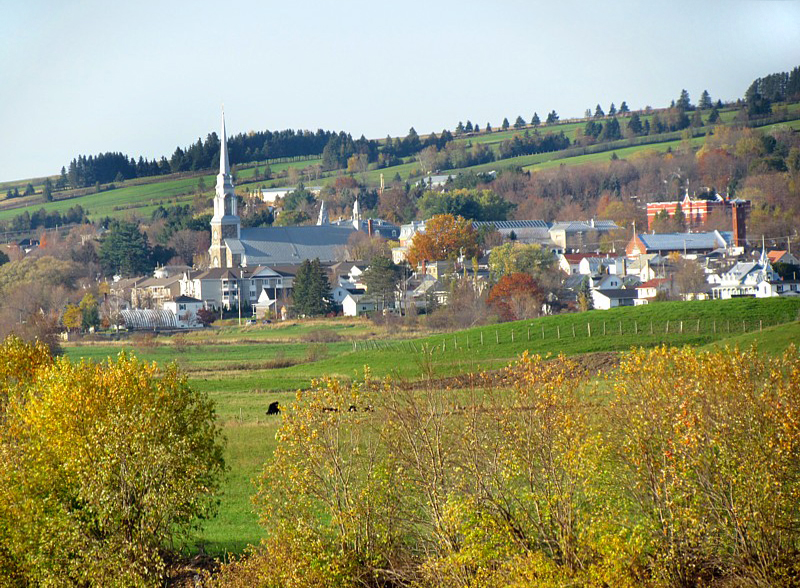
[0,338,225,586]
[406,214,480,266]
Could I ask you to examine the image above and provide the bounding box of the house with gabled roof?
[626,231,731,257]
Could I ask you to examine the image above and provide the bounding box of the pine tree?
[594,104,605,118]
[699,90,713,109]
[501,118,510,130]
[531,112,540,126]
[608,102,617,116]
[292,258,331,317]
[514,116,526,129]
[577,276,593,311]
[619,101,630,114]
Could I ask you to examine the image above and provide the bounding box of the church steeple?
[219,109,230,177]
[209,108,241,268]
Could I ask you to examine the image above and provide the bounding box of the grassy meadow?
[61,296,800,557]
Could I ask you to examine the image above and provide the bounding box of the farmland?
[61,296,800,556]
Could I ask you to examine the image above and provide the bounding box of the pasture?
[62,296,800,556]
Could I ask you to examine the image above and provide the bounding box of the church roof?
[228,225,357,265]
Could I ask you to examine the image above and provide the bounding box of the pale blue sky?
[1,0,798,182]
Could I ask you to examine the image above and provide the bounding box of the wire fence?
[351,313,799,354]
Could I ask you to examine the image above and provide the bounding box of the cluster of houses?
[110,112,799,330]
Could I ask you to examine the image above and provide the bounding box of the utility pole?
[238,269,243,326]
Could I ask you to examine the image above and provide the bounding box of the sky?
[1,0,799,183]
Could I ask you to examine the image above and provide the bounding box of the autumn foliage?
[406,214,480,267]
[0,336,225,587]
[214,345,800,588]
[487,272,544,321]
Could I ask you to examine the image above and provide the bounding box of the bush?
[0,337,225,586]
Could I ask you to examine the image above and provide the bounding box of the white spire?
[220,108,230,177]
[352,197,361,230]
[760,235,768,266]
[317,200,329,225]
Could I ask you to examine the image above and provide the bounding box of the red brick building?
[646,192,750,232]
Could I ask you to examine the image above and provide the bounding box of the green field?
[62,297,800,556]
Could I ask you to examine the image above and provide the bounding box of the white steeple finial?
[760,235,768,266]
[220,108,230,177]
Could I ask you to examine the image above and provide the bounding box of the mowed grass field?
[62,297,800,556]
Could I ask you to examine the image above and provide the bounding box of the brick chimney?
[732,202,747,247]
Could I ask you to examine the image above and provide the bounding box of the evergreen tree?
[473,123,480,133]
[465,120,473,133]
[531,112,540,126]
[456,121,465,135]
[43,178,53,202]
[501,118,510,130]
[594,104,605,118]
[677,89,692,110]
[619,101,630,114]
[608,102,617,116]
[707,107,720,124]
[627,113,643,135]
[362,256,401,312]
[600,117,622,141]
[485,122,492,133]
[546,110,559,124]
[514,116,526,129]
[23,184,35,197]
[577,276,593,312]
[98,220,153,277]
[699,90,713,109]
[292,258,331,317]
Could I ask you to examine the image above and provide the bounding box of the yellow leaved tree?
[0,336,225,587]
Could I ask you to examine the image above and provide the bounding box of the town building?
[626,231,732,257]
[646,191,750,233]
[208,110,397,268]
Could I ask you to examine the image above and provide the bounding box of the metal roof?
[637,231,729,251]
[230,225,357,265]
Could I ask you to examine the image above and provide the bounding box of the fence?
[351,314,798,354]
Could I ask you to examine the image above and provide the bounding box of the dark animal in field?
[266,401,281,415]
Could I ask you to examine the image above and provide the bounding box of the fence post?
[759,320,762,332]
[587,322,591,337]
[650,321,653,335]
[557,326,560,339]
[619,321,622,335]
[511,330,515,343]
[481,332,484,345]
[696,319,700,333]
[454,336,457,349]
[713,320,716,334]
[496,330,499,344]
[742,320,746,333]
[666,320,669,334]
[680,321,683,334]
[542,326,545,339]
[527,326,530,341]
[603,321,606,336]
[572,325,576,338]
[634,320,638,335]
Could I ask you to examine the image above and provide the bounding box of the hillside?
[3,96,799,233]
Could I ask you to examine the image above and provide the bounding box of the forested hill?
[53,65,800,191]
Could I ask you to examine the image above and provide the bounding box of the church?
[208,111,398,268]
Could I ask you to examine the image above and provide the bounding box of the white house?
[162,296,204,328]
[342,293,377,317]
[591,289,638,310]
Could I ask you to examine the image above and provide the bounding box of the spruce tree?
[292,258,331,317]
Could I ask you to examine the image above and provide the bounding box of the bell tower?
[209,109,240,268]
